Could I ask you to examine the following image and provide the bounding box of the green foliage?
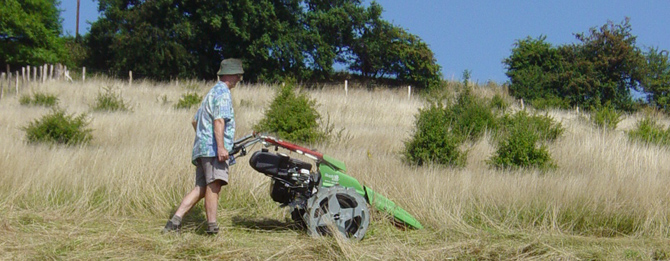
[404,101,466,167]
[642,47,670,112]
[489,111,557,170]
[86,0,441,88]
[498,111,564,142]
[23,109,93,145]
[19,92,59,107]
[255,83,327,143]
[529,96,571,110]
[490,93,509,111]
[504,19,647,111]
[627,117,670,147]
[92,86,130,112]
[0,0,66,67]
[174,92,202,109]
[450,87,499,140]
[591,103,623,130]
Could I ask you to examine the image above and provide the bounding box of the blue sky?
[60,0,670,84]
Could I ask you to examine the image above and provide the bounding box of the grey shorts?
[195,157,229,187]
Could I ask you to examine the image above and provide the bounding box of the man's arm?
[213,118,228,162]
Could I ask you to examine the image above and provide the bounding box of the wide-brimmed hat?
[217,58,244,75]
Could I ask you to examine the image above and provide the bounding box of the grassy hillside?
[1,78,670,260]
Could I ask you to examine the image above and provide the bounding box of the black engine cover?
[249,151,312,178]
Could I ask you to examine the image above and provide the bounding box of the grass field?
[1,78,670,260]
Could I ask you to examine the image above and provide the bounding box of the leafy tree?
[642,47,670,112]
[0,0,66,68]
[504,19,647,111]
[85,0,442,88]
[503,36,562,102]
[348,2,441,89]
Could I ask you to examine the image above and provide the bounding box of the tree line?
[2,0,442,89]
[504,18,670,112]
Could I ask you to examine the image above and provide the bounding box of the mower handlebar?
[229,133,323,160]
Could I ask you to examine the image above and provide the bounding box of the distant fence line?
[2,66,415,101]
[0,64,87,100]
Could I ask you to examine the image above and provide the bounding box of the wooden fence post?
[408,86,411,100]
[49,64,54,80]
[33,66,37,82]
[22,67,26,82]
[82,67,86,82]
[15,71,19,93]
[1,72,5,100]
[344,80,348,97]
[129,71,133,86]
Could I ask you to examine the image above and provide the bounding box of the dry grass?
[1,78,670,260]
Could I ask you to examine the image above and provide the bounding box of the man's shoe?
[206,224,219,235]
[162,220,180,233]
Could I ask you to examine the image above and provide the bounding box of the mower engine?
[248,149,318,205]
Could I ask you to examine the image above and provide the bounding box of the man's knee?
[207,180,223,194]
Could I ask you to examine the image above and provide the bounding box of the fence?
[0,64,88,100]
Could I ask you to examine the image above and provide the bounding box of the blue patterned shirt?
[192,81,235,165]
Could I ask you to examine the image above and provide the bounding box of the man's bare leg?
[204,180,222,234]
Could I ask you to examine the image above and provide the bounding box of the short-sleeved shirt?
[191,81,235,165]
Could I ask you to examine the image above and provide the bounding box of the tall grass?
[1,78,670,259]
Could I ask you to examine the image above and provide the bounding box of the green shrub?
[404,102,466,167]
[490,93,509,111]
[23,109,93,145]
[488,119,555,170]
[498,111,564,142]
[255,83,328,143]
[174,92,202,109]
[627,117,670,147]
[19,92,59,107]
[92,86,130,112]
[489,111,559,170]
[450,88,499,140]
[591,104,623,130]
[530,96,570,110]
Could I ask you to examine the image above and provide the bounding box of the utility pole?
[76,0,81,41]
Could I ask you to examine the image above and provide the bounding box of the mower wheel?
[303,186,370,240]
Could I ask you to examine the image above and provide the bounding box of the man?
[163,58,243,235]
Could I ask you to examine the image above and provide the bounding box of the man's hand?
[217,146,229,162]
[213,118,227,162]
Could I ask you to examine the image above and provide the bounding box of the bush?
[591,104,623,130]
[255,83,328,143]
[489,111,559,170]
[92,86,130,112]
[450,88,499,140]
[19,92,59,107]
[23,109,93,145]
[174,92,202,109]
[530,96,571,110]
[404,102,466,167]
[488,120,555,170]
[627,117,670,147]
[490,93,509,111]
[498,111,564,142]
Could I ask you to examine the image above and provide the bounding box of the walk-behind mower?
[229,133,423,240]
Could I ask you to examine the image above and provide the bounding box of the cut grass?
[1,78,670,259]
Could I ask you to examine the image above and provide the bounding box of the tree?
[348,2,441,90]
[642,47,670,112]
[504,19,647,111]
[85,0,442,87]
[503,36,562,102]
[0,0,66,68]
